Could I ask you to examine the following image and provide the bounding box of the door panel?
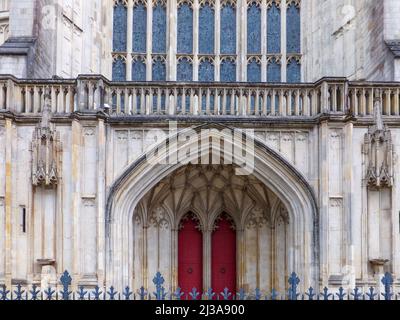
[178,215,203,297]
[211,214,236,299]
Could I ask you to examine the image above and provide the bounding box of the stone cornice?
[4,109,400,128]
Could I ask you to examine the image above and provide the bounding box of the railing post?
[381,272,393,301]
[321,81,329,113]
[76,77,87,111]
[6,78,15,112]
[95,78,105,110]
[60,270,72,300]
[153,272,167,300]
[343,80,349,114]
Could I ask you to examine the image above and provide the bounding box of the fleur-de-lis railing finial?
[320,287,333,300]
[288,272,300,300]
[305,287,315,300]
[270,288,279,300]
[107,286,118,300]
[123,286,133,300]
[92,286,103,300]
[381,272,394,301]
[0,285,9,301]
[366,287,377,301]
[237,288,246,300]
[14,284,25,300]
[30,284,40,301]
[205,288,215,300]
[60,270,72,300]
[189,288,200,300]
[336,287,346,300]
[77,286,88,300]
[351,287,362,301]
[45,287,55,300]
[174,287,184,300]
[220,288,232,300]
[138,287,147,300]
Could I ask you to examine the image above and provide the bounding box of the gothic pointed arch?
[105,123,319,290]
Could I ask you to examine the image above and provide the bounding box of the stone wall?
[0,0,112,78]
[1,113,400,290]
[302,0,395,81]
[1,0,398,81]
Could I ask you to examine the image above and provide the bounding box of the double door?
[178,214,236,299]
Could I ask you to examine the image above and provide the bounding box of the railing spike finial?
[138,287,147,300]
[14,284,25,300]
[0,284,10,301]
[30,284,40,301]
[189,288,200,300]
[123,287,133,300]
[305,287,315,300]
[336,287,346,301]
[174,287,184,300]
[205,288,215,300]
[366,287,377,301]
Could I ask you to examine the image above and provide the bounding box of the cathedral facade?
[1,0,400,296]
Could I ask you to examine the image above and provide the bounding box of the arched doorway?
[178,213,203,297]
[129,164,293,293]
[211,213,236,298]
[106,124,319,291]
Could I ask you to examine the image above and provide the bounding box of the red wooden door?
[178,214,203,297]
[211,214,236,299]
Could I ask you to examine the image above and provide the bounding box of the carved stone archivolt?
[363,90,393,189]
[31,87,62,188]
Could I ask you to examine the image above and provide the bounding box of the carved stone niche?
[363,90,393,189]
[31,87,62,188]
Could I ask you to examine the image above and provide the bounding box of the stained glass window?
[247,3,261,54]
[132,57,146,81]
[287,2,301,54]
[152,2,167,54]
[177,57,193,81]
[267,58,281,83]
[199,3,215,54]
[112,57,126,81]
[177,3,193,54]
[199,58,214,82]
[221,3,236,55]
[113,2,127,52]
[132,3,147,53]
[267,2,281,54]
[220,58,236,82]
[152,57,166,81]
[247,58,261,82]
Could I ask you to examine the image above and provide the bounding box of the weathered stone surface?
[0,0,400,293]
